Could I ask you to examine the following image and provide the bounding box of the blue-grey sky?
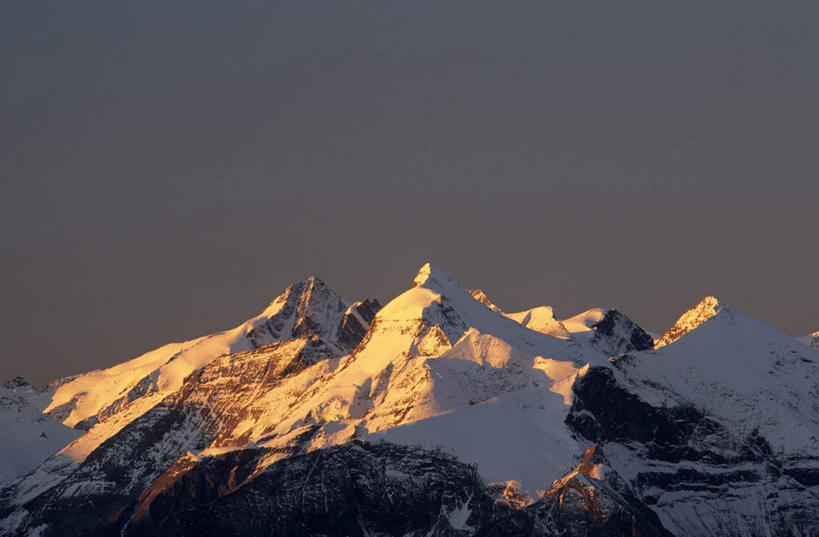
[2,1,818,386]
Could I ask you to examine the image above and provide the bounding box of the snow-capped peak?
[412,262,456,289]
[261,275,334,318]
[255,275,352,344]
[655,296,729,348]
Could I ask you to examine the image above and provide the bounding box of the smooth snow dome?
[560,308,610,333]
[370,388,579,498]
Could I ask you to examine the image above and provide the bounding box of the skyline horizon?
[3,259,815,387]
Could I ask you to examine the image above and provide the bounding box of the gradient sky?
[2,1,818,386]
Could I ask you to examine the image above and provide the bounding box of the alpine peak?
[655,295,729,348]
[264,275,326,305]
[412,262,454,288]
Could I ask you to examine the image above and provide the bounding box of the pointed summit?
[656,296,729,348]
[253,275,379,349]
[261,275,328,316]
[412,262,457,289]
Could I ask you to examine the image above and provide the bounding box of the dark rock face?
[566,365,819,537]
[566,366,705,447]
[526,445,674,537]
[338,298,382,352]
[3,437,678,537]
[111,442,501,537]
[588,310,655,355]
[245,277,380,354]
[103,442,674,537]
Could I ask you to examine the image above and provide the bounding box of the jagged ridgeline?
[1,263,818,536]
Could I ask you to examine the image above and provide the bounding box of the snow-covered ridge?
[466,288,653,355]
[36,277,377,462]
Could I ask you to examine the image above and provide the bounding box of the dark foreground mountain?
[1,264,817,536]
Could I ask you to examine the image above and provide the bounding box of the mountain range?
[1,263,818,537]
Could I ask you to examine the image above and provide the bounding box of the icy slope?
[0,379,82,486]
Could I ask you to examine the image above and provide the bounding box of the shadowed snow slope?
[0,379,82,486]
[369,387,581,498]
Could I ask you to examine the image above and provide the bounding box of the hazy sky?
[2,1,818,386]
